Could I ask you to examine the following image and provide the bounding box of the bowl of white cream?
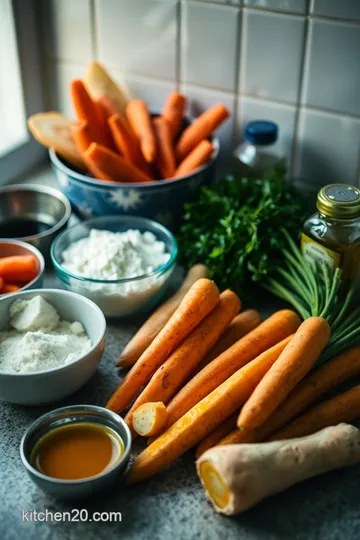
[50,216,177,318]
[0,290,106,405]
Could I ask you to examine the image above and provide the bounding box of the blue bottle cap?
[245,120,278,146]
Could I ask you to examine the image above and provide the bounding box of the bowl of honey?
[20,405,132,499]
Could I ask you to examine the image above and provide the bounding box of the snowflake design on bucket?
[106,190,144,211]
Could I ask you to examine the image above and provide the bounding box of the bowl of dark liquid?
[0,185,71,261]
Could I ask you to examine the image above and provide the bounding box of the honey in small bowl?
[30,422,125,481]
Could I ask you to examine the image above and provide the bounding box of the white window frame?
[0,0,46,185]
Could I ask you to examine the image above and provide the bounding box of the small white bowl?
[0,289,106,405]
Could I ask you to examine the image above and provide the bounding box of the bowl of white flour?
[0,289,106,405]
[51,215,177,317]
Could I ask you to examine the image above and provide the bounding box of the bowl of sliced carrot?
[0,240,45,297]
[28,62,227,231]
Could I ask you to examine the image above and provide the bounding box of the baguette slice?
[84,61,130,114]
[28,112,85,171]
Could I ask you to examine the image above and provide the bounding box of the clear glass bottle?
[302,184,360,288]
[233,120,281,177]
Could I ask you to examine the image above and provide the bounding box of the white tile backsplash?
[294,108,360,186]
[240,10,305,104]
[236,96,297,166]
[310,0,360,22]
[95,0,178,81]
[50,62,86,119]
[43,0,93,63]
[43,0,360,187]
[244,0,307,14]
[302,19,360,117]
[181,2,240,92]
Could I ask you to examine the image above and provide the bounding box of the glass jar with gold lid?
[302,184,360,287]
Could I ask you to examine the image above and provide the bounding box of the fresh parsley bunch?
[178,168,309,295]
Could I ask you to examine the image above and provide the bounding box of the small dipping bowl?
[0,239,45,296]
[0,184,71,260]
[20,405,132,500]
[51,215,177,318]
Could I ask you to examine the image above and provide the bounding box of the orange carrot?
[108,114,154,178]
[223,344,360,446]
[106,279,220,413]
[1,283,21,294]
[153,117,176,179]
[97,94,122,119]
[0,277,3,291]
[0,255,37,282]
[117,265,209,368]
[162,92,187,140]
[218,426,257,447]
[71,122,113,181]
[126,100,157,163]
[269,385,360,442]
[165,310,301,429]
[176,103,229,161]
[200,310,261,370]
[126,336,292,484]
[196,412,238,459]
[237,317,331,430]
[175,140,214,178]
[132,402,168,437]
[125,290,241,430]
[84,143,152,183]
[70,79,105,145]
[95,97,116,150]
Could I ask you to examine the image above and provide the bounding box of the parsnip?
[197,424,360,515]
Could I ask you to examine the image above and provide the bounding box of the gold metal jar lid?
[317,184,360,219]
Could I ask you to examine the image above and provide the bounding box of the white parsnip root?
[196,424,360,515]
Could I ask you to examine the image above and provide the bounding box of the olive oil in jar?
[301,184,360,289]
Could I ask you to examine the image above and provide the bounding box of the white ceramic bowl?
[0,289,106,405]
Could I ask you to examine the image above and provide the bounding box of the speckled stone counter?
[1,271,360,540]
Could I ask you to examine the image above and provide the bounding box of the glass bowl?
[51,215,177,318]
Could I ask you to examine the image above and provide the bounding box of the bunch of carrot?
[67,66,229,183]
[103,257,360,485]
[0,255,38,295]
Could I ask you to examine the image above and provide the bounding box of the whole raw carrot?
[117,265,209,368]
[174,140,214,178]
[218,426,257,446]
[95,97,116,150]
[196,412,238,459]
[269,385,360,441]
[126,336,292,483]
[126,100,157,163]
[125,290,241,431]
[237,344,360,444]
[199,310,261,369]
[70,79,105,145]
[0,255,37,282]
[1,283,21,294]
[162,92,186,140]
[84,143,152,183]
[237,317,331,430]
[71,122,113,181]
[165,310,301,429]
[153,117,176,178]
[106,279,220,413]
[108,114,154,178]
[176,103,229,161]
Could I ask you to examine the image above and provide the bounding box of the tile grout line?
[232,5,245,149]
[290,0,311,180]
[176,0,182,90]
[90,0,98,60]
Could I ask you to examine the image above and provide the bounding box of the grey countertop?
[1,273,360,540]
[1,168,360,540]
